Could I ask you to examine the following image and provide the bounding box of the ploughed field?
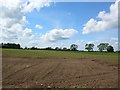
[2,49,118,88]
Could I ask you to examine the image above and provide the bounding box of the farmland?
[2,49,118,88]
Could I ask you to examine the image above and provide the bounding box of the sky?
[0,0,119,51]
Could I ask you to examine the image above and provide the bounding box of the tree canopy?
[97,43,109,52]
[70,44,78,51]
[107,45,114,52]
[85,43,94,51]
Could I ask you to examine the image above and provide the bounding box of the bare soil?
[2,56,118,88]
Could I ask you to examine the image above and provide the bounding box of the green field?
[2,49,118,65]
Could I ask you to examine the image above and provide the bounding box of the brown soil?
[2,56,118,88]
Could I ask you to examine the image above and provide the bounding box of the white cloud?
[110,37,118,41]
[0,0,52,44]
[40,29,78,42]
[109,37,118,51]
[0,0,23,28]
[74,40,98,51]
[21,0,51,13]
[0,0,21,9]
[82,0,119,34]
[28,40,40,47]
[23,28,33,37]
[35,24,43,29]
[74,40,85,50]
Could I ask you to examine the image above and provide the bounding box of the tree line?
[0,43,21,49]
[85,43,114,52]
[0,42,115,52]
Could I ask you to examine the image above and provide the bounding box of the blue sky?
[0,0,118,51]
[26,2,112,31]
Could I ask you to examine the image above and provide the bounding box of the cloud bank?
[82,0,119,34]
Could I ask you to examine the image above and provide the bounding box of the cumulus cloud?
[109,37,118,51]
[35,24,43,29]
[28,40,40,47]
[74,40,86,50]
[0,0,23,28]
[82,0,119,34]
[0,0,52,43]
[40,29,78,42]
[21,0,51,13]
[23,28,33,37]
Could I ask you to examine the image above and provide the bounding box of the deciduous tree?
[107,45,114,52]
[85,43,94,51]
[97,43,109,52]
[70,44,78,51]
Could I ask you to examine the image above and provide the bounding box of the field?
[2,49,118,88]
